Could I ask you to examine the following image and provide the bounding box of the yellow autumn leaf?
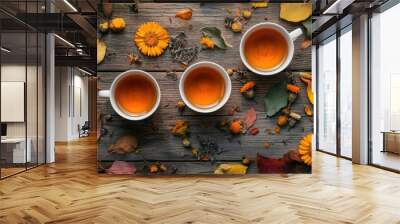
[252,2,268,9]
[280,3,312,23]
[214,164,248,174]
[97,39,107,65]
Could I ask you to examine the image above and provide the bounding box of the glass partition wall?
[0,3,46,179]
[316,26,353,159]
[317,35,337,155]
[370,3,400,172]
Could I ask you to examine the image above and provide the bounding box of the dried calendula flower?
[149,164,159,173]
[231,21,242,32]
[134,22,170,57]
[191,147,199,157]
[109,17,126,32]
[304,105,313,116]
[98,21,109,33]
[226,68,235,76]
[277,115,288,127]
[230,120,242,135]
[201,27,232,49]
[242,155,251,166]
[241,81,256,99]
[287,84,301,94]
[301,39,312,49]
[171,120,189,137]
[252,2,268,9]
[127,53,141,65]
[242,9,252,19]
[240,81,256,93]
[200,36,215,49]
[175,8,192,20]
[200,154,209,161]
[274,127,281,135]
[182,138,191,148]
[159,164,168,172]
[176,100,185,112]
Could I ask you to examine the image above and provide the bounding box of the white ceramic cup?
[98,70,161,121]
[179,61,231,113]
[239,22,303,76]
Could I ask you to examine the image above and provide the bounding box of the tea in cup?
[240,22,303,76]
[98,70,161,120]
[179,61,231,113]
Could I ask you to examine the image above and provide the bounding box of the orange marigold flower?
[200,37,214,48]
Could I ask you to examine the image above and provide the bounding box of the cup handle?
[98,90,110,98]
[289,28,303,41]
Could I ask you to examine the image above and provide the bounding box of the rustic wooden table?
[97,3,312,174]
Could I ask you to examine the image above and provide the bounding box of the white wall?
[1,64,46,164]
[54,67,89,141]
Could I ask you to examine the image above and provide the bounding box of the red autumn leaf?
[244,107,257,129]
[257,153,285,173]
[107,161,136,175]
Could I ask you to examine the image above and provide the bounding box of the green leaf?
[264,79,288,117]
[302,18,311,39]
[201,27,232,49]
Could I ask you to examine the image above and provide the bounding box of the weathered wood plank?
[99,161,260,175]
[97,3,311,72]
[97,71,313,163]
[97,3,312,174]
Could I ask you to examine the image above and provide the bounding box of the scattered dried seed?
[249,128,259,136]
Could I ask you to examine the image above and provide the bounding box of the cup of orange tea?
[179,61,231,113]
[240,22,303,76]
[98,70,161,120]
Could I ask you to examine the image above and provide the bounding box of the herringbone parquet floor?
[0,136,399,224]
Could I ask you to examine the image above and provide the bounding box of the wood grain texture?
[97,3,312,174]
[97,3,311,72]
[1,137,400,223]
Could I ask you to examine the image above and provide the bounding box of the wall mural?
[97,2,313,175]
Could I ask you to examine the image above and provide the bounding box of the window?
[339,27,352,158]
[317,36,337,154]
[370,3,400,171]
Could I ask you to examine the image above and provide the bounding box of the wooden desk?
[382,131,400,154]
[1,138,31,163]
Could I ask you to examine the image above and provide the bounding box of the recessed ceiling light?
[63,0,78,12]
[54,34,75,48]
[78,67,93,76]
[1,47,11,53]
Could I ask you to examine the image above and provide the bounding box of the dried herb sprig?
[169,32,198,66]
[196,136,224,163]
